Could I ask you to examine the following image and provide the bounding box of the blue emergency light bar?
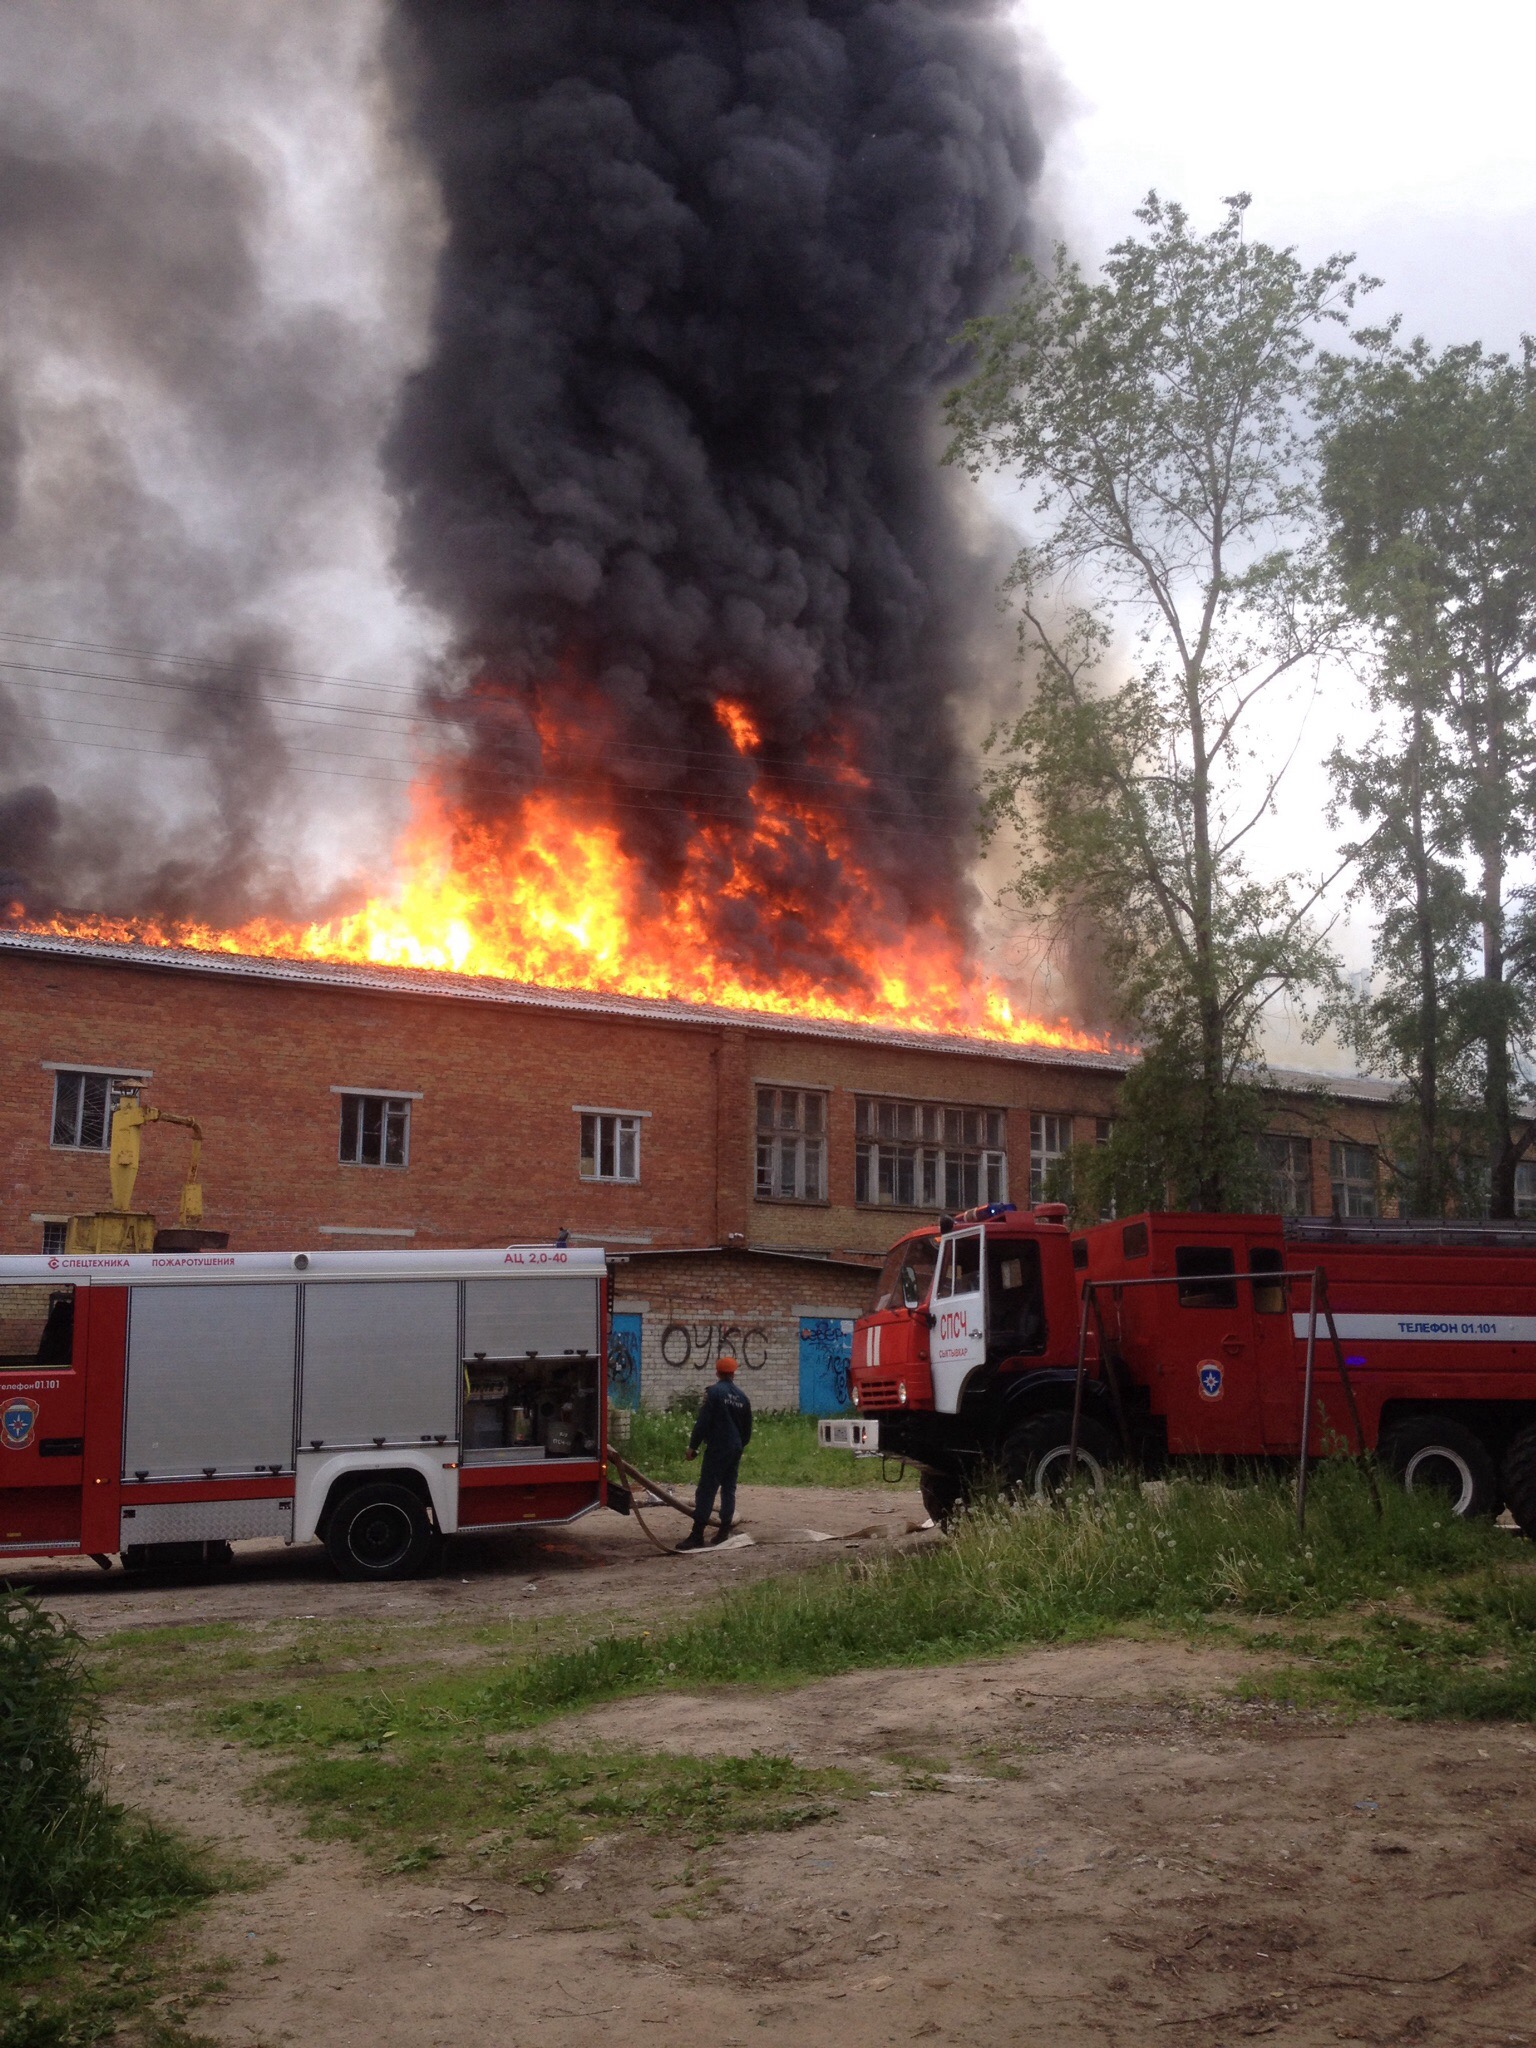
[940,1201,1018,1230]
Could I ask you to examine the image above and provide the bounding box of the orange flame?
[715,698,761,753]
[14,703,1109,1053]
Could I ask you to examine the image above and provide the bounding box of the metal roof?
[610,1242,882,1272]
[0,928,1132,1074]
[1262,1064,1401,1108]
[0,929,1401,1101]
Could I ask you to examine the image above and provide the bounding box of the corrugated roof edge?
[0,931,1399,1102]
[1261,1064,1401,1107]
[0,928,1131,1073]
[610,1242,882,1271]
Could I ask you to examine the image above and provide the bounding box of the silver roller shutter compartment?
[123,1284,298,1480]
[299,1280,459,1448]
[464,1276,598,1360]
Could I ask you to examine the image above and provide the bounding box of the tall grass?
[0,1594,209,1959]
[463,1463,1521,1724]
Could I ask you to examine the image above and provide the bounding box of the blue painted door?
[609,1312,643,1411]
[798,1315,855,1415]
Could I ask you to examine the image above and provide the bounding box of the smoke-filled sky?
[384,1,1047,941]
[0,0,1053,944]
[0,0,1529,1013]
[0,1,443,920]
[1023,0,1536,358]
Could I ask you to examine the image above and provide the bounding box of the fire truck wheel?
[919,1472,965,1528]
[1500,1423,1536,1538]
[1001,1413,1112,1505]
[1379,1416,1500,1518]
[325,1482,438,1580]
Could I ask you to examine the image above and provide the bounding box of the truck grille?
[857,1376,904,1412]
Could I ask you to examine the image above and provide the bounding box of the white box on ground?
[818,1417,879,1452]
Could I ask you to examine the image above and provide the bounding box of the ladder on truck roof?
[1285,1217,1536,1249]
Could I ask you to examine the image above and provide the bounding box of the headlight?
[851,1385,860,1407]
[898,1381,908,1404]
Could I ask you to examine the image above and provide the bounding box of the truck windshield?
[874,1235,939,1311]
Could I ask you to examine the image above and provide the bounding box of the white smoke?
[0,0,445,917]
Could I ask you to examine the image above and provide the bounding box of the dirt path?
[110,1645,1536,2048]
[13,1483,922,1640]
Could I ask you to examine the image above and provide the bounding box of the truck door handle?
[1220,1334,1245,1357]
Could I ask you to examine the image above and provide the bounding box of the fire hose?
[607,1449,718,1557]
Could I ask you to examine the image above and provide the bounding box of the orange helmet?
[716,1354,739,1375]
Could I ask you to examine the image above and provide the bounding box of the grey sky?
[1020,0,1536,354]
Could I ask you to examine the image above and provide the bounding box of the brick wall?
[0,944,1396,1279]
[612,1248,879,1412]
[1,949,729,1254]
[0,946,1133,1259]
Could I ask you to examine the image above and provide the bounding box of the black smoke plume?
[385,1,1047,949]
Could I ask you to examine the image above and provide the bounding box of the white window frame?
[49,1069,148,1151]
[579,1110,644,1184]
[1029,1112,1072,1203]
[1330,1141,1379,1219]
[853,1095,1008,1211]
[1260,1133,1313,1217]
[755,1086,827,1203]
[338,1091,412,1169]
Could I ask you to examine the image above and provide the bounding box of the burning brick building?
[0,929,1397,1413]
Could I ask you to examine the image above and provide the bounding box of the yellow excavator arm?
[67,1093,210,1253]
[108,1100,204,1226]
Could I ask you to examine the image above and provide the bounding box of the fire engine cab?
[0,1245,612,1579]
[823,1202,1536,1536]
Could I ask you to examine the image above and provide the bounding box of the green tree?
[1328,664,1482,1215]
[945,195,1364,1211]
[1318,333,1536,1217]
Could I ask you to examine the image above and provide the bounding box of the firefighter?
[676,1354,753,1550]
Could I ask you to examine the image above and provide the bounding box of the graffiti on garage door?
[658,1322,771,1372]
[608,1311,643,1410]
[798,1315,855,1414]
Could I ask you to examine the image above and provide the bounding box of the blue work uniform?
[689,1377,753,1539]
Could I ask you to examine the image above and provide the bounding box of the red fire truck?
[822,1202,1536,1534]
[0,1244,614,1578]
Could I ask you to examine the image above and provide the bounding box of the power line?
[0,629,422,699]
[0,660,424,731]
[0,631,967,791]
[2,662,968,800]
[15,726,976,830]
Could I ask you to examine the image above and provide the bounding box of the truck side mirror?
[901,1266,921,1309]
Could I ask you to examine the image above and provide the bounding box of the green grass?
[238,1722,858,1884]
[459,1463,1529,1725]
[204,1468,1535,1881]
[616,1407,902,1488]
[1241,1571,1536,1722]
[0,1596,217,2047]
[211,1677,859,1881]
[86,1608,614,1712]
